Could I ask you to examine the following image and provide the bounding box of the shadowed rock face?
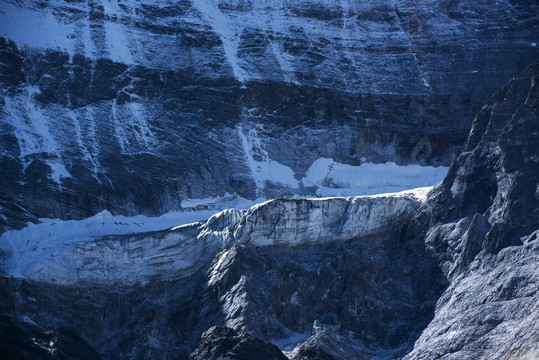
[0,315,100,360]
[419,61,539,280]
[1,0,538,226]
[190,326,288,360]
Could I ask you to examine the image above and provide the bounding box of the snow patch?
[104,21,134,64]
[0,209,214,278]
[21,315,39,327]
[191,0,246,81]
[3,86,70,183]
[110,100,157,154]
[0,2,75,55]
[303,158,448,197]
[69,110,102,182]
[46,161,71,183]
[238,125,299,193]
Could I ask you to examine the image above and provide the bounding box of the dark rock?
[0,314,100,360]
[190,326,288,360]
[405,61,539,359]
[420,60,539,279]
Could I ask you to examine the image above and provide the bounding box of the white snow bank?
[180,193,266,211]
[238,125,299,192]
[303,158,448,197]
[0,2,76,55]
[0,197,261,277]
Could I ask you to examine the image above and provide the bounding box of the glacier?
[0,186,431,285]
[0,158,446,284]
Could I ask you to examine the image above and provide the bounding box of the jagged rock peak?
[405,60,539,360]
[419,60,539,280]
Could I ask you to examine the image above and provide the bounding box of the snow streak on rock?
[237,124,299,193]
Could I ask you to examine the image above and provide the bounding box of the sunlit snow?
[238,125,300,192]
[303,158,448,197]
[0,209,219,277]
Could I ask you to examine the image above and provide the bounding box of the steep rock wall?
[405,61,539,360]
[1,0,538,224]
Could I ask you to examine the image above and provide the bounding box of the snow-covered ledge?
[0,187,432,285]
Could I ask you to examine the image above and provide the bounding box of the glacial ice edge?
[0,187,433,285]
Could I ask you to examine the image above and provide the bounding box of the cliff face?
[0,190,447,359]
[404,60,539,360]
[1,0,538,225]
[1,60,537,360]
[1,2,538,359]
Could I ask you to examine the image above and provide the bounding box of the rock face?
[1,0,538,225]
[0,190,447,359]
[0,315,100,360]
[190,326,288,360]
[404,61,539,359]
[1,2,538,360]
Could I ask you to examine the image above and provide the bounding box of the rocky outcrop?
[190,326,288,360]
[1,0,538,225]
[404,61,539,359]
